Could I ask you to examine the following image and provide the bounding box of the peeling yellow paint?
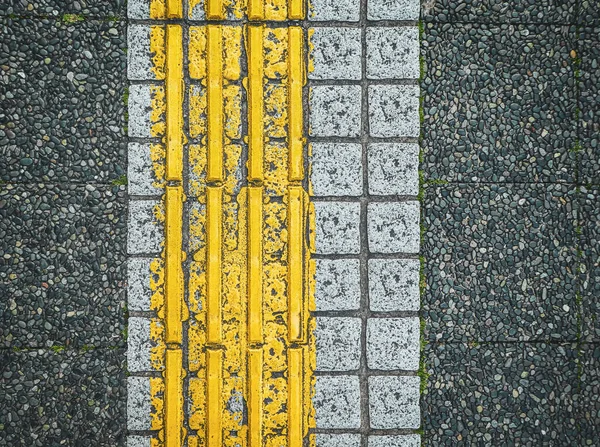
[265,0,287,20]
[149,26,166,80]
[150,0,166,19]
[264,28,288,80]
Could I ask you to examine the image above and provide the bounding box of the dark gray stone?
[580,187,600,341]
[0,1,124,16]
[579,27,600,184]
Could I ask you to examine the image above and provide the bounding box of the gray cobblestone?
[367,27,419,80]
[317,434,361,447]
[309,0,361,21]
[311,142,363,197]
[127,24,155,81]
[127,317,152,372]
[368,143,419,196]
[369,85,420,138]
[128,199,162,254]
[368,202,420,254]
[128,142,162,196]
[314,375,361,429]
[315,259,361,311]
[369,375,421,429]
[367,0,420,21]
[127,376,150,430]
[315,201,361,254]
[310,85,362,137]
[127,257,153,312]
[367,317,420,370]
[316,317,362,371]
[309,27,362,80]
[368,435,421,447]
[369,258,420,312]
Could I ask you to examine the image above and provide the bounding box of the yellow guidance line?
[288,27,304,181]
[165,185,184,344]
[164,348,183,447]
[288,186,304,343]
[248,186,263,343]
[247,25,264,182]
[166,0,182,18]
[247,0,264,20]
[288,0,304,20]
[207,25,224,182]
[207,349,223,447]
[248,348,263,447]
[207,186,223,344]
[288,347,303,447]
[166,24,183,181]
[206,0,224,20]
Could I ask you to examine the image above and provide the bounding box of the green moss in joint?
[62,14,85,24]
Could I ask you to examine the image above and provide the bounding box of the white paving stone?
[369,84,420,138]
[128,142,162,196]
[309,27,362,80]
[127,317,152,372]
[315,258,361,311]
[369,376,421,429]
[369,258,420,311]
[128,436,151,447]
[367,0,420,20]
[127,257,153,312]
[315,201,361,254]
[316,317,362,371]
[314,375,361,429]
[127,24,155,81]
[309,0,361,21]
[310,85,362,137]
[317,434,361,447]
[368,201,420,254]
[367,27,420,80]
[127,0,152,19]
[369,435,421,447]
[127,376,151,430]
[128,84,155,139]
[367,317,420,370]
[368,143,419,196]
[311,142,363,197]
[128,199,162,254]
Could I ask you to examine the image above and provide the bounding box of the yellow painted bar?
[248,348,263,447]
[207,349,223,447]
[207,186,222,344]
[248,187,263,343]
[165,185,183,344]
[288,348,303,447]
[167,0,182,18]
[166,24,183,181]
[288,0,304,19]
[165,348,183,447]
[288,186,304,342]
[288,27,304,181]
[248,0,264,20]
[206,0,224,20]
[247,25,264,182]
[207,25,224,182]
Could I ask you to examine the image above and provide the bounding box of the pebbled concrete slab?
[579,27,600,184]
[580,344,600,444]
[580,187,600,342]
[0,0,125,16]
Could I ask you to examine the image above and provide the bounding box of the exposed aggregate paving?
[580,26,600,184]
[0,1,124,17]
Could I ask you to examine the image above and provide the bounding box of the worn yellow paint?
[288,27,304,181]
[206,0,224,19]
[265,0,287,20]
[248,0,264,20]
[248,348,263,447]
[149,26,166,80]
[288,347,303,447]
[288,186,304,342]
[150,0,166,18]
[167,0,182,18]
[207,25,224,182]
[207,349,223,447]
[288,0,303,19]
[264,28,288,80]
[248,186,263,343]
[165,185,183,344]
[207,186,223,344]
[247,25,264,182]
[166,24,183,181]
[164,348,183,447]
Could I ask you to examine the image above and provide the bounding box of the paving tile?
[368,85,420,138]
[128,143,163,196]
[580,344,600,444]
[367,0,420,21]
[0,348,126,446]
[316,317,361,371]
[422,23,577,183]
[127,317,152,373]
[0,1,124,16]
[580,187,600,341]
[368,258,420,312]
[314,375,361,429]
[314,201,361,255]
[310,142,363,197]
[368,143,419,196]
[127,24,163,82]
[579,27,600,184]
[423,183,578,342]
[0,184,126,349]
[128,436,151,447]
[127,376,150,430]
[310,85,362,137]
[367,201,420,254]
[128,199,163,255]
[309,27,362,81]
[368,375,420,429]
[315,259,361,311]
[367,317,420,371]
[316,434,361,447]
[368,435,421,447]
[422,343,579,445]
[308,0,360,22]
[127,258,153,312]
[366,27,419,80]
[0,18,126,184]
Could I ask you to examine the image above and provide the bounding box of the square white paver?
[315,375,361,429]
[367,317,420,370]
[311,143,363,196]
[309,0,361,21]
[310,85,362,137]
[367,0,420,20]
[369,85,420,138]
[128,199,162,254]
[127,257,153,311]
[368,376,421,429]
[127,24,160,81]
[315,259,361,311]
[369,258,420,311]
[368,143,419,196]
[128,143,162,196]
[367,27,420,80]
[315,201,361,254]
[309,27,362,80]
[127,376,151,430]
[367,201,420,254]
[368,435,421,447]
[127,317,152,372]
[317,434,361,447]
[316,317,362,371]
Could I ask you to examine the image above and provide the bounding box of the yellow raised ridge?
[288,186,304,342]
[248,0,264,20]
[167,0,182,18]
[207,349,223,447]
[247,25,264,182]
[165,185,184,344]
[207,25,224,182]
[248,186,263,343]
[164,348,183,447]
[288,0,304,20]
[248,348,263,447]
[166,24,183,181]
[288,27,304,181]
[207,186,223,344]
[206,0,224,20]
[288,347,303,447]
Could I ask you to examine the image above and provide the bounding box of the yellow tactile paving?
[145,1,314,445]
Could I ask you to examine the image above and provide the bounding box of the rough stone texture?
[128,84,155,139]
[311,142,363,197]
[0,349,126,446]
[127,376,150,430]
[127,317,152,372]
[367,0,420,21]
[310,85,362,137]
[314,201,361,255]
[580,1,600,25]
[316,434,361,447]
[580,27,600,184]
[581,187,600,341]
[368,143,419,196]
[127,258,153,312]
[367,201,420,254]
[315,259,361,311]
[0,184,126,348]
[127,199,163,255]
[316,317,361,371]
[314,375,361,429]
[127,24,155,81]
[308,0,360,22]
[421,23,577,183]
[309,27,362,81]
[367,318,420,371]
[128,143,162,196]
[0,18,126,184]
[0,1,124,16]
[368,435,421,447]
[368,258,420,312]
[369,375,420,429]
[580,344,600,444]
[423,343,579,445]
[366,27,419,80]
[423,184,578,342]
[368,85,420,138]
[128,436,151,447]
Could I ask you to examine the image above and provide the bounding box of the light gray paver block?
[368,143,419,196]
[315,201,361,254]
[367,317,420,370]
[309,28,362,80]
[368,201,420,254]
[369,85,420,138]
[316,317,362,371]
[369,435,421,447]
[128,257,153,311]
[369,258,420,311]
[127,317,152,372]
[127,24,154,81]
[128,84,154,139]
[315,258,361,311]
[128,143,162,196]
[367,27,420,80]
[317,434,361,447]
[367,0,420,20]
[128,436,151,447]
[128,199,162,254]
[369,375,421,429]
[309,0,361,21]
[128,0,151,19]
[127,376,151,430]
[314,375,361,429]
[310,85,362,137]
[311,143,363,197]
